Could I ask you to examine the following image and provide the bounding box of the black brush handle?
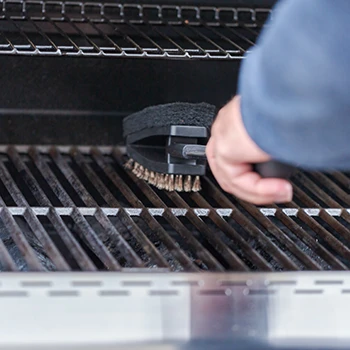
[253,161,296,179]
[178,144,296,179]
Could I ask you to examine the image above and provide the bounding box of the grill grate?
[0,1,270,58]
[0,145,348,272]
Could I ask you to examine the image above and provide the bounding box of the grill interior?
[1,0,350,275]
[0,1,270,58]
[0,145,349,273]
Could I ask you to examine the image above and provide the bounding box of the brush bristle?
[124,159,202,192]
[184,175,192,192]
[143,168,150,181]
[164,174,169,191]
[168,175,175,192]
[192,175,201,192]
[157,173,165,190]
[149,171,156,185]
[125,158,134,170]
[175,175,183,192]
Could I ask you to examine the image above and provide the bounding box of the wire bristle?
[192,175,201,192]
[157,173,166,190]
[164,174,169,191]
[184,175,192,192]
[168,175,175,192]
[143,168,150,181]
[175,175,183,192]
[149,171,156,185]
[125,158,134,170]
[132,162,139,176]
[138,165,144,178]
[125,158,202,192]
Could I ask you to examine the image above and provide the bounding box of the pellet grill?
[0,0,349,349]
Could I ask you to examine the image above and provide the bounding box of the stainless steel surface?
[0,271,349,348]
[0,145,349,272]
[0,1,270,58]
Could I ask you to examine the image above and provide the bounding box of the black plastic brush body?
[123,102,297,192]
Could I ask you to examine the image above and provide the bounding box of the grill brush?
[123,102,296,192]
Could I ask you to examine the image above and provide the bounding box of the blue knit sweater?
[238,0,350,171]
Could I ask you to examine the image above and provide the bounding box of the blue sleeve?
[238,0,350,171]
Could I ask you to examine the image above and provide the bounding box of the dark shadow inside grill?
[13,216,55,271]
[0,173,16,206]
[37,216,79,270]
[69,158,108,207]
[268,216,329,270]
[5,160,40,207]
[89,161,131,207]
[309,216,350,268]
[47,158,86,207]
[66,215,106,270]
[24,156,63,207]
[109,158,155,207]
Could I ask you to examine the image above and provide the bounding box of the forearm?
[238,0,350,171]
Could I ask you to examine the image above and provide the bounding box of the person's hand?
[206,96,293,205]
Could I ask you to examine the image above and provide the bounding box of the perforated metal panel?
[0,271,349,348]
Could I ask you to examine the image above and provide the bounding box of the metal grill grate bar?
[0,162,70,270]
[7,146,97,271]
[0,203,46,271]
[0,146,347,272]
[273,208,347,270]
[121,178,226,271]
[111,148,230,271]
[91,148,199,271]
[69,148,162,268]
[203,177,300,270]
[28,147,122,270]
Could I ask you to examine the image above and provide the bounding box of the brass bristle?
[184,175,192,192]
[175,175,183,192]
[149,171,156,185]
[157,174,166,190]
[124,159,202,192]
[136,164,143,178]
[132,162,139,176]
[125,158,134,170]
[143,168,150,181]
[168,174,175,192]
[138,165,145,178]
[192,175,201,192]
[164,174,169,191]
[154,173,159,187]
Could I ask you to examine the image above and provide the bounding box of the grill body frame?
[0,1,349,348]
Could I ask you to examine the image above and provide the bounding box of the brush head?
[123,102,216,192]
[123,102,216,139]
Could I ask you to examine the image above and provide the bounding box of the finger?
[231,172,293,204]
[206,138,219,177]
[205,137,215,162]
[213,159,293,204]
